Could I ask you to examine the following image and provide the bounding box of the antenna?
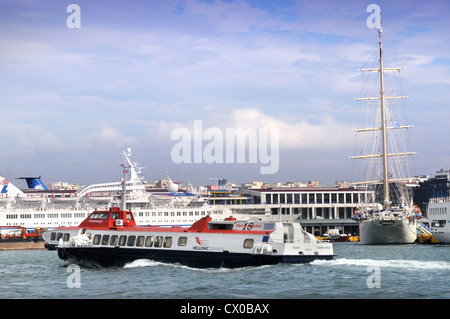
[120,163,129,212]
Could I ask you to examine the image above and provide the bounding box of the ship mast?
[378,27,390,208]
[351,13,414,208]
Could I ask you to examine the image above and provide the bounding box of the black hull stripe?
[58,247,333,268]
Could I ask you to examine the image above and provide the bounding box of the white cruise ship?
[0,150,213,230]
[0,149,295,231]
[427,197,450,244]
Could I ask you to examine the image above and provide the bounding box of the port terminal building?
[207,186,375,236]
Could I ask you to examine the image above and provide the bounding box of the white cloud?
[159,107,354,152]
[77,125,138,150]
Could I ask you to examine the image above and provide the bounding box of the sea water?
[1,243,449,300]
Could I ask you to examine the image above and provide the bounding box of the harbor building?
[207,186,375,236]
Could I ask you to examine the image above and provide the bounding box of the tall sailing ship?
[351,13,422,244]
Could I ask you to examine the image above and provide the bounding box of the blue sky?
[0,0,449,187]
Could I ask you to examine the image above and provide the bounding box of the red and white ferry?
[43,167,334,268]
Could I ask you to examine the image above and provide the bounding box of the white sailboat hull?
[359,219,417,244]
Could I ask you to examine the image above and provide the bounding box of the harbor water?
[1,243,449,301]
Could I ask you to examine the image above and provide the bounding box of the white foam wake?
[123,259,161,268]
[311,258,450,271]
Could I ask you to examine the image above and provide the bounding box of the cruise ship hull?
[431,233,450,244]
[359,219,417,244]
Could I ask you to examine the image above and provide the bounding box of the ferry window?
[154,236,163,247]
[119,235,127,246]
[145,236,154,247]
[110,235,118,246]
[178,237,187,246]
[243,239,254,249]
[136,236,145,247]
[90,213,108,219]
[56,233,63,241]
[93,234,101,245]
[163,237,172,248]
[101,235,110,245]
[126,213,133,220]
[63,233,70,242]
[111,213,119,220]
[127,236,136,246]
[50,232,56,240]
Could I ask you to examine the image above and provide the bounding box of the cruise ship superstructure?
[0,149,237,229]
[427,197,450,244]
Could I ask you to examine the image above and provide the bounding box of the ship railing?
[429,196,450,204]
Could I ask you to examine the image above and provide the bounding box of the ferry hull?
[359,219,417,244]
[57,247,334,268]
